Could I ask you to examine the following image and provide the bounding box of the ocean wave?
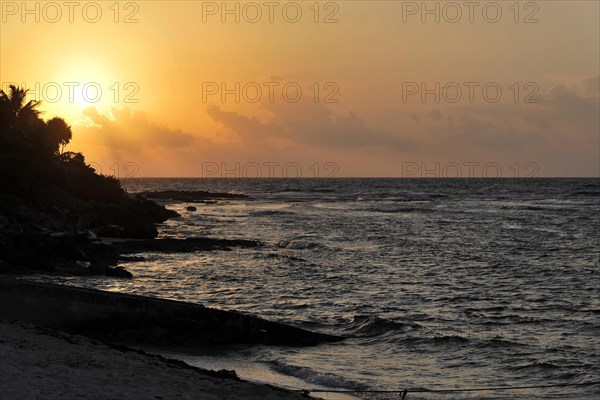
[428,334,471,345]
[277,240,318,250]
[347,315,423,337]
[513,361,564,371]
[249,209,295,217]
[267,361,368,391]
[474,337,526,348]
[569,190,600,197]
[400,332,525,347]
[401,334,526,349]
[392,334,472,349]
[366,207,433,214]
[262,253,308,262]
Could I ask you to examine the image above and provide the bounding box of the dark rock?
[58,260,90,275]
[87,197,179,228]
[212,369,239,380]
[0,133,182,277]
[53,235,87,260]
[7,232,80,270]
[88,243,119,266]
[186,206,197,212]
[86,264,132,278]
[39,185,86,211]
[122,223,158,239]
[96,225,123,238]
[105,266,133,279]
[0,279,345,346]
[97,223,158,239]
[87,263,108,275]
[84,230,99,241]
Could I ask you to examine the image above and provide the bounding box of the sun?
[53,59,114,120]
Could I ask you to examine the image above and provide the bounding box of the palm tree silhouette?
[0,85,74,200]
[0,85,44,157]
[0,85,42,132]
[1,85,72,155]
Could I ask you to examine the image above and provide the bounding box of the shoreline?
[0,320,314,400]
[0,277,346,399]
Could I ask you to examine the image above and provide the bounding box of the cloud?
[416,76,600,153]
[71,77,595,176]
[429,109,443,122]
[206,105,278,139]
[438,114,546,150]
[539,78,600,129]
[77,107,195,152]
[207,100,418,151]
[581,76,599,98]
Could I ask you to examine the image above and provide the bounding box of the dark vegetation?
[0,85,178,277]
[0,86,122,202]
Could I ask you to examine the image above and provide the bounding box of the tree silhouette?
[45,117,73,154]
[0,84,124,202]
[0,85,42,132]
[1,86,72,156]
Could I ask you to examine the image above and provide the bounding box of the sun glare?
[53,60,113,120]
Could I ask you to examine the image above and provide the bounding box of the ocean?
[40,178,600,399]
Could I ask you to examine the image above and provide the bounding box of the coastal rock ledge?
[0,278,342,347]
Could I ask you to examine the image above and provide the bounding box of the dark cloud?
[582,76,600,98]
[429,109,443,122]
[439,114,546,150]
[420,76,599,152]
[206,76,597,162]
[206,105,277,139]
[410,113,420,126]
[207,100,417,151]
[78,107,195,151]
[539,78,600,129]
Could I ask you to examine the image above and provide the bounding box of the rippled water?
[43,178,600,399]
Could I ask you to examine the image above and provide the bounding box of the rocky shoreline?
[0,184,342,346]
[0,187,342,399]
[0,189,257,279]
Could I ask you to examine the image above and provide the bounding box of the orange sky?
[1,1,599,177]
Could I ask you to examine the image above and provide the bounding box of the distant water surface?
[41,178,600,399]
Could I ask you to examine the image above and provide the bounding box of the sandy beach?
[0,321,312,400]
